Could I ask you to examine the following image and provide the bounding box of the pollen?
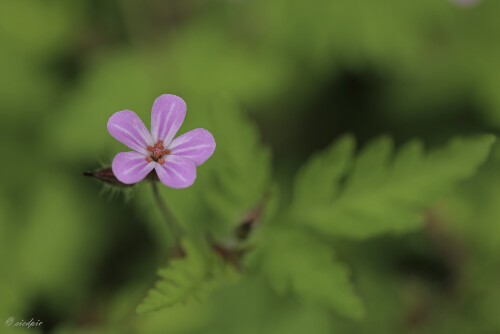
[147,140,170,164]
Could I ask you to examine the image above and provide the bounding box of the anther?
[164,149,171,155]
[158,158,165,165]
[146,156,153,162]
[153,151,160,159]
[147,146,154,152]
[158,140,163,145]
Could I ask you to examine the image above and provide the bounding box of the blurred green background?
[2,0,500,333]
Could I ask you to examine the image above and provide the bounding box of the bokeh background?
[2,0,500,333]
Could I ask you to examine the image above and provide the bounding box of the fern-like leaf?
[292,134,495,239]
[136,239,236,314]
[246,227,364,319]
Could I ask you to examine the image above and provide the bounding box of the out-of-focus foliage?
[245,227,364,319]
[293,135,494,239]
[2,0,500,333]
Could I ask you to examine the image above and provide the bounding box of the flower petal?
[168,128,216,166]
[112,151,156,184]
[107,110,154,155]
[155,155,196,189]
[150,94,187,145]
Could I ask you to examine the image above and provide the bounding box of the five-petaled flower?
[107,94,216,188]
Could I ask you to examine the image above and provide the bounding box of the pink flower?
[107,94,216,188]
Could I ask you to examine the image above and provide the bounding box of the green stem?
[151,181,182,247]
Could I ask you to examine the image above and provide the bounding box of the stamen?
[148,140,169,162]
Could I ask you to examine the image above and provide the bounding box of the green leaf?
[202,97,272,222]
[291,135,355,210]
[293,134,495,239]
[245,227,364,319]
[136,239,237,314]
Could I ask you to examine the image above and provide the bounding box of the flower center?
[146,140,171,165]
